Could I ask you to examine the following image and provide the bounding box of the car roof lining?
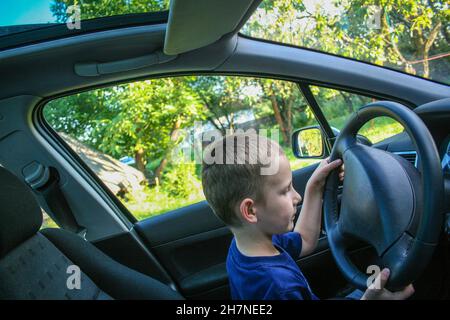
[0,22,449,107]
[163,0,261,55]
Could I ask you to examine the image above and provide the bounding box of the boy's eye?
[280,181,292,195]
[282,184,291,194]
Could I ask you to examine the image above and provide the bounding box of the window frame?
[297,81,414,153]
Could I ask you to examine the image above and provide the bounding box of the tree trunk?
[208,116,226,135]
[229,112,234,133]
[259,81,289,145]
[286,94,295,145]
[204,103,227,134]
[154,158,168,183]
[340,92,354,114]
[135,147,146,174]
[154,117,182,181]
[422,21,442,78]
[382,10,417,75]
[269,93,289,145]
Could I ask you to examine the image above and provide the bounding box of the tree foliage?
[51,0,168,22]
[243,0,450,81]
[45,78,205,179]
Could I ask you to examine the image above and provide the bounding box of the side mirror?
[292,126,325,159]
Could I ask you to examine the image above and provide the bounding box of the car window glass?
[44,76,321,221]
[41,211,59,229]
[242,1,450,86]
[310,85,404,143]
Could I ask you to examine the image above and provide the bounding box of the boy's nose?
[293,189,302,205]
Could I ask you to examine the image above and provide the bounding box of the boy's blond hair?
[201,132,283,227]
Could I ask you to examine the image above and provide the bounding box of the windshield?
[242,0,450,85]
[0,0,168,37]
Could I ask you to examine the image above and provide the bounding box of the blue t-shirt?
[226,232,319,300]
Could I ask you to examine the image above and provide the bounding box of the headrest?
[0,166,42,258]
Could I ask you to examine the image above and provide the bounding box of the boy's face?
[253,154,302,235]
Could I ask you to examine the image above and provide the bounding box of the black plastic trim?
[0,11,169,51]
[238,32,450,88]
[298,83,335,141]
[33,102,138,226]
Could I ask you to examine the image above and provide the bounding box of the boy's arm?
[294,158,343,257]
[294,183,323,257]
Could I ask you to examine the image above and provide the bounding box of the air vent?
[393,151,417,168]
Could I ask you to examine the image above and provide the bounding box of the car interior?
[0,0,449,299]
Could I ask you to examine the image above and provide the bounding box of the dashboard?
[372,97,450,212]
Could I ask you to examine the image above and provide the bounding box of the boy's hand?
[361,268,415,300]
[307,157,344,192]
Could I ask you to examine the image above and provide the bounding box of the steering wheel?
[323,101,444,291]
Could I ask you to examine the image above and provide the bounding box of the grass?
[330,116,403,144]
[359,117,403,144]
[124,183,205,220]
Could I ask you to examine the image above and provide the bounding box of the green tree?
[242,1,318,145]
[51,0,168,22]
[186,76,262,134]
[244,0,450,82]
[45,78,205,181]
[329,0,450,80]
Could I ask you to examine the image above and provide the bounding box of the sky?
[0,0,55,26]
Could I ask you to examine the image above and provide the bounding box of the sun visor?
[164,0,261,55]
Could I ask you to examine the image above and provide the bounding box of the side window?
[310,86,404,144]
[43,76,320,221]
[41,211,59,229]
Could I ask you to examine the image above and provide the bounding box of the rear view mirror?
[292,126,324,159]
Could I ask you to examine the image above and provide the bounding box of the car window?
[310,85,404,144]
[41,211,59,229]
[242,1,450,86]
[43,76,320,221]
[0,0,168,40]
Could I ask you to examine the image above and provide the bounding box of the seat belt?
[22,162,86,237]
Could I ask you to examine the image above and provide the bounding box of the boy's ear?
[239,198,257,224]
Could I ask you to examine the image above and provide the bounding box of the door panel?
[133,163,352,299]
[134,201,232,299]
[128,152,381,299]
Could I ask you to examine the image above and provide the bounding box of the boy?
[201,132,414,300]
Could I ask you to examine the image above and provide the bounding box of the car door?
[43,73,409,299]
